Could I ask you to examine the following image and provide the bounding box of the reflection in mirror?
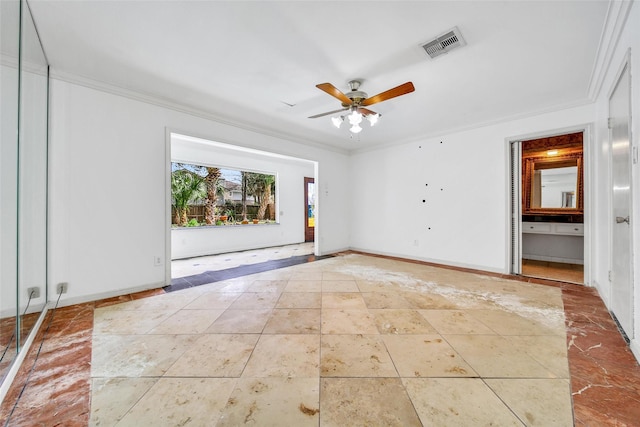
[1,0,49,385]
[0,0,21,383]
[522,150,583,216]
[531,164,578,209]
[18,0,49,344]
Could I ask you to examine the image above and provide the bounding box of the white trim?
[352,98,594,155]
[49,70,349,156]
[631,338,640,362]
[164,128,172,286]
[505,124,592,286]
[588,1,634,101]
[348,246,504,275]
[0,307,49,405]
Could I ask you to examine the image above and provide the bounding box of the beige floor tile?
[227,292,280,310]
[147,309,225,334]
[321,280,359,292]
[247,279,288,293]
[383,334,477,378]
[485,378,573,426]
[322,293,367,309]
[284,280,322,292]
[241,334,319,378]
[401,291,462,309]
[355,280,398,293]
[89,378,158,426]
[164,334,259,377]
[182,292,241,309]
[321,309,379,335]
[403,377,523,426]
[361,292,414,309]
[263,309,321,334]
[468,308,565,336]
[276,292,322,309]
[290,271,323,280]
[320,335,397,377]
[445,334,557,378]
[91,334,197,377]
[115,378,237,427]
[93,309,175,335]
[206,309,272,333]
[218,278,255,292]
[320,378,421,426]
[370,309,438,334]
[322,271,356,281]
[419,309,496,335]
[218,377,319,426]
[509,335,570,378]
[103,292,200,312]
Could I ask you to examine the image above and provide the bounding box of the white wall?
[170,134,315,259]
[1,64,19,315]
[349,104,595,273]
[48,79,350,306]
[591,1,639,357]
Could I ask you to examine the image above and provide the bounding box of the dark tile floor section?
[1,252,639,426]
[165,253,331,292]
[561,284,640,426]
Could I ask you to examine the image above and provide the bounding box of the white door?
[609,62,633,337]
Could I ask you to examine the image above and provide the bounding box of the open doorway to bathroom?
[511,131,585,284]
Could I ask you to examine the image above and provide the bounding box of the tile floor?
[522,259,584,284]
[1,245,639,426]
[89,252,574,426]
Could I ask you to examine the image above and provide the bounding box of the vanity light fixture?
[546,150,559,156]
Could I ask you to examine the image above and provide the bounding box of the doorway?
[304,177,315,242]
[609,60,633,338]
[510,131,586,284]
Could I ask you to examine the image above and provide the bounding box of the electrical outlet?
[57,282,68,294]
[27,287,40,298]
[154,256,163,266]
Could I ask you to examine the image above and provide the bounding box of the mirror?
[0,0,49,384]
[18,0,49,347]
[0,0,21,381]
[523,151,583,215]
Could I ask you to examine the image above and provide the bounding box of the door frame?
[304,177,315,242]
[506,124,593,285]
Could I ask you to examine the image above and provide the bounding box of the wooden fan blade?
[361,82,415,107]
[308,108,348,119]
[357,107,378,116]
[316,83,353,105]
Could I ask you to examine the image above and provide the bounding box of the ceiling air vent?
[421,27,466,59]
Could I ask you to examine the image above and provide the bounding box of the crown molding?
[350,97,595,155]
[587,0,634,101]
[48,69,349,156]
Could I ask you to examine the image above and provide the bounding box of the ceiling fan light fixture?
[348,110,362,125]
[367,113,379,126]
[331,116,343,128]
[350,124,363,134]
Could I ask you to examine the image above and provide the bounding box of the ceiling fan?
[309,80,415,133]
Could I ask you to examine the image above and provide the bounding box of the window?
[171,162,276,227]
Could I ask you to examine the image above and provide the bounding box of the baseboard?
[630,338,640,364]
[347,247,504,275]
[50,281,166,309]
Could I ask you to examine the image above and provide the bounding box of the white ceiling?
[29,0,610,151]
